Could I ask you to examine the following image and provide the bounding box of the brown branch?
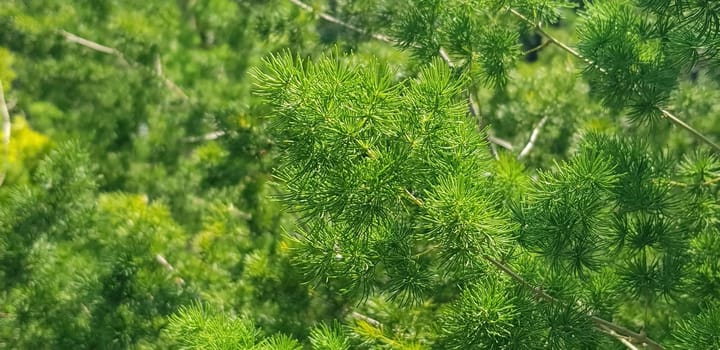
[60,30,189,101]
[508,8,720,154]
[0,80,10,187]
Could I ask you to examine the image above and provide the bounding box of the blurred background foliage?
[0,0,336,348]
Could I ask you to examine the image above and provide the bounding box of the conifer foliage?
[2,0,720,349]
[254,0,720,348]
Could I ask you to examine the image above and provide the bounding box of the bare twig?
[154,55,163,76]
[287,0,395,44]
[619,337,641,350]
[439,47,455,67]
[518,116,548,159]
[185,130,226,142]
[60,30,189,101]
[483,254,556,302]
[508,8,720,154]
[660,108,720,153]
[155,253,186,285]
[155,254,175,271]
[488,135,514,151]
[60,30,126,57]
[438,49,505,158]
[523,39,551,56]
[597,326,640,350]
[508,9,589,66]
[0,80,10,187]
[466,90,501,158]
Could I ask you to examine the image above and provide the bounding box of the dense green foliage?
[2,0,720,349]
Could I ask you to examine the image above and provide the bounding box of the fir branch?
[0,80,10,187]
[60,30,190,101]
[484,254,664,349]
[517,116,548,160]
[507,8,720,154]
[278,3,513,157]
[400,190,666,349]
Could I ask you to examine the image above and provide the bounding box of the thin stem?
[0,80,10,187]
[483,254,555,302]
[467,90,502,158]
[60,30,126,57]
[597,325,640,350]
[507,9,588,65]
[351,311,382,328]
[185,130,226,142]
[518,116,548,160]
[287,0,395,44]
[440,50,505,158]
[660,108,720,153]
[507,8,720,154]
[488,135,514,151]
[60,30,189,101]
[523,39,551,56]
[657,176,720,187]
[439,47,455,67]
[619,337,641,350]
[155,253,186,285]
